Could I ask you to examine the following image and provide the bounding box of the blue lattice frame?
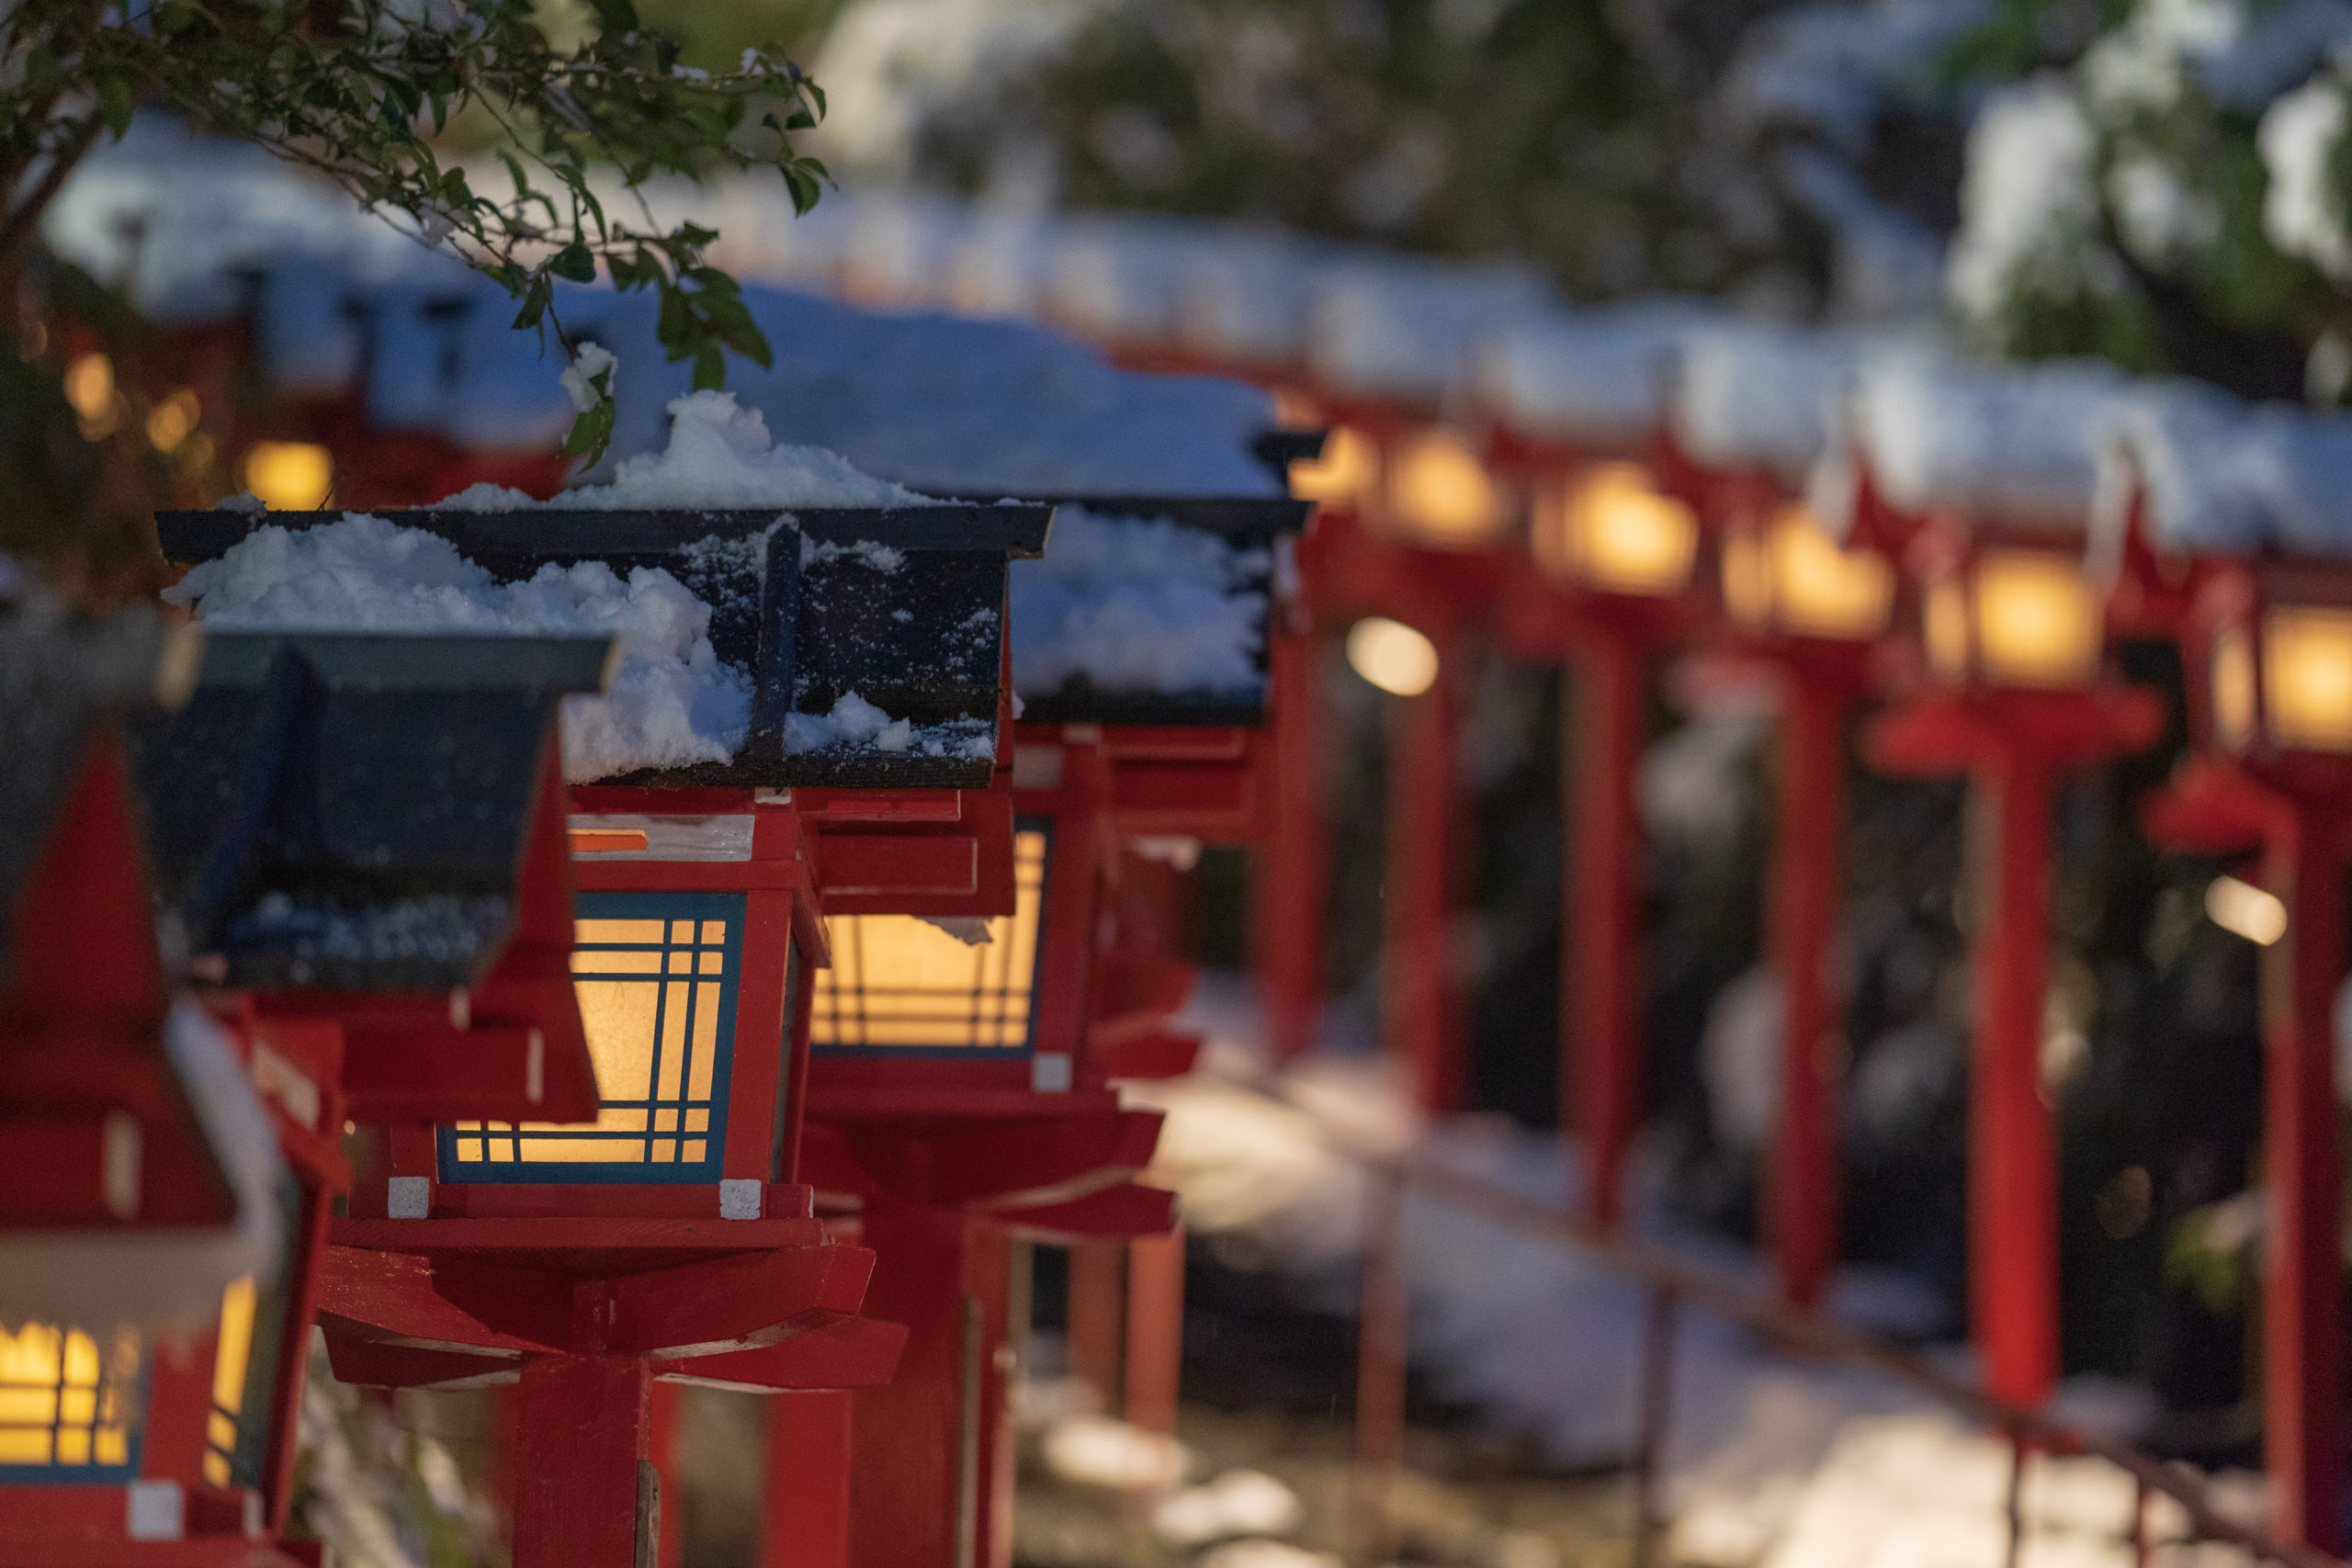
[436,891,744,1185]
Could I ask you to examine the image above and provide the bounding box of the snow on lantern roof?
[1822,347,2133,533]
[1175,229,1332,372]
[1044,212,1208,346]
[1307,258,1556,411]
[121,631,611,993]
[1004,497,1309,726]
[841,187,972,306]
[2095,383,2352,561]
[1467,299,1724,450]
[585,298,1281,498]
[1670,320,1899,483]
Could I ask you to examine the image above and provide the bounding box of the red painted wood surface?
[1123,1224,1186,1436]
[1065,1242,1125,1408]
[1384,626,1471,1114]
[1257,621,1330,1062]
[1768,678,1849,1309]
[763,1392,854,1568]
[2263,825,2347,1551]
[1569,635,1647,1229]
[512,1353,650,1568]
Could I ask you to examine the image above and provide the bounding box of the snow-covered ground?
[1119,975,2267,1568]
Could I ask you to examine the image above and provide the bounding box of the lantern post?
[1657,361,1895,1307]
[2116,480,2352,1549]
[1848,460,2161,1410]
[1486,453,1703,1229]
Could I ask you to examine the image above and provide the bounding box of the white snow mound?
[1010,509,1268,698]
[162,514,751,782]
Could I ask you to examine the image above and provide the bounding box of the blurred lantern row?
[0,457,1306,1568]
[1147,311,2352,1552]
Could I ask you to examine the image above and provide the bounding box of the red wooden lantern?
[156,501,1046,1568]
[2135,552,2352,1551]
[1834,377,2162,1413]
[1652,323,1897,1311]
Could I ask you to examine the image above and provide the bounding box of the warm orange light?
[1383,429,1506,548]
[1541,462,1697,597]
[241,442,334,510]
[63,352,114,423]
[451,912,737,1170]
[2211,624,2256,753]
[146,389,201,453]
[0,1322,139,1469]
[1723,506,1892,641]
[811,830,1050,1051]
[1973,549,2100,688]
[570,828,650,853]
[2263,605,2352,752]
[1345,616,1440,696]
[203,1275,257,1486]
[1288,425,1377,508]
[1925,576,1970,683]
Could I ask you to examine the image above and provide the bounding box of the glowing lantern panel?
[1973,549,2101,689]
[1541,462,1698,597]
[811,830,1049,1052]
[1383,430,1506,549]
[0,1323,141,1476]
[1722,506,1892,641]
[443,895,743,1179]
[2262,606,2352,753]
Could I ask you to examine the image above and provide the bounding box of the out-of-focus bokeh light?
[1542,461,1696,597]
[1384,428,1505,548]
[145,389,200,453]
[1288,425,1375,508]
[2206,874,2287,946]
[2210,624,2256,752]
[1971,548,2099,689]
[1346,616,1439,696]
[64,351,118,438]
[241,442,334,510]
[2263,604,2352,753]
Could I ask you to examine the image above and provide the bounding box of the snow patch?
[2261,69,2352,281]
[435,391,929,512]
[1467,301,1718,446]
[784,692,996,760]
[1009,509,1268,699]
[161,514,752,782]
[1947,78,2121,332]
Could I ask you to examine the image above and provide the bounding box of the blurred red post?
[1258,620,1330,1062]
[1124,1224,1186,1436]
[1066,1242,1126,1410]
[1569,634,1646,1229]
[1385,626,1472,1114]
[1768,676,1849,1310]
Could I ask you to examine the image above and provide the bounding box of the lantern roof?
[158,502,1053,791]
[1670,320,1886,486]
[1000,496,1310,727]
[122,630,609,993]
[1468,299,1722,451]
[2094,382,2352,564]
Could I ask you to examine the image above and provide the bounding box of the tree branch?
[0,116,106,285]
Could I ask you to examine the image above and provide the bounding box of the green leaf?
[691,343,725,390]
[563,395,618,463]
[96,76,134,139]
[548,243,596,283]
[512,275,552,330]
[782,163,820,216]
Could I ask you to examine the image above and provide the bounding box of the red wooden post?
[1570,633,1647,1228]
[1066,1242,1125,1408]
[1968,748,2061,1409]
[1385,625,1470,1113]
[2263,823,2346,1551]
[1123,1223,1185,1436]
[1768,678,1848,1308]
[850,1201,1013,1568]
[763,1392,854,1568]
[1259,620,1330,1062]
[513,1354,653,1568]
